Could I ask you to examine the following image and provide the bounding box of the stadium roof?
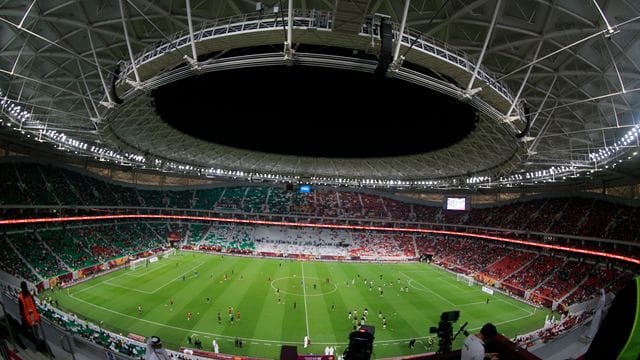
[0,0,639,190]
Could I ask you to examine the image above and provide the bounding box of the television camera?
[429,310,468,356]
[344,325,375,360]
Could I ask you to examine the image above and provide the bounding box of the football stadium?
[0,1,639,360]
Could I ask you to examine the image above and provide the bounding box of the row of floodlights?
[524,166,576,179]
[156,160,302,182]
[0,90,31,122]
[589,124,639,162]
[0,115,605,189]
[308,177,443,187]
[0,88,145,165]
[2,91,635,188]
[42,130,145,163]
[0,90,460,188]
[0,109,591,189]
[467,176,491,184]
[469,165,579,185]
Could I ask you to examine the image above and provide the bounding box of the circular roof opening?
[153,65,478,158]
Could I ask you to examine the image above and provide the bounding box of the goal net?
[129,258,146,271]
[162,248,176,258]
[456,273,475,286]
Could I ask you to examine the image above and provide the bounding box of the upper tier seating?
[0,161,639,243]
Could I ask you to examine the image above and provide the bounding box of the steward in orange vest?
[18,281,40,327]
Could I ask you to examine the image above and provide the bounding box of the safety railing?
[361,22,517,106]
[0,302,17,354]
[118,9,332,82]
[116,8,519,114]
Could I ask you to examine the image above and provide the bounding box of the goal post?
[129,258,146,271]
[130,249,175,270]
[456,273,475,286]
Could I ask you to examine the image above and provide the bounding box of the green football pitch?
[47,252,549,358]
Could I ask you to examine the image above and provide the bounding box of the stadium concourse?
[1,0,640,359]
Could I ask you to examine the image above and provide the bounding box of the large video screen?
[444,196,468,211]
[299,184,311,193]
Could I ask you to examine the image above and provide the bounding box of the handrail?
[0,302,17,353]
[59,332,76,360]
[370,23,518,105]
[36,321,53,359]
[0,338,9,360]
[113,8,520,114]
[117,9,331,83]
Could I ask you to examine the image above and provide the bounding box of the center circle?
[270,276,338,297]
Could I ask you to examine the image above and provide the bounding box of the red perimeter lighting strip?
[2,214,639,265]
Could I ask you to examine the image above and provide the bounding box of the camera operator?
[461,323,499,360]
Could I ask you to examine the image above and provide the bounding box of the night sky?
[153,65,477,158]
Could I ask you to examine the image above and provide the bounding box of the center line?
[301,262,310,337]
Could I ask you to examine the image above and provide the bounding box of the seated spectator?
[461,323,499,360]
[145,336,170,360]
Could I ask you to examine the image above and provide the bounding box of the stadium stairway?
[529,260,568,293]
[502,254,539,284]
[530,323,591,359]
[1,294,135,360]
[0,307,50,360]
[558,273,591,305]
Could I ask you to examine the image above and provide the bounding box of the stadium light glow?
[0,89,31,123]
[0,87,150,167]
[589,124,640,163]
[1,214,638,265]
[469,165,589,188]
[0,88,606,189]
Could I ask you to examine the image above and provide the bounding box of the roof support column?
[285,0,294,60]
[492,15,640,85]
[391,0,411,70]
[0,12,106,72]
[17,0,36,29]
[185,0,200,70]
[0,68,87,100]
[76,60,100,125]
[527,75,558,155]
[528,106,556,156]
[87,30,113,107]
[506,41,543,117]
[118,0,141,85]
[529,75,557,132]
[591,0,618,36]
[10,40,27,75]
[604,40,625,93]
[466,0,501,93]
